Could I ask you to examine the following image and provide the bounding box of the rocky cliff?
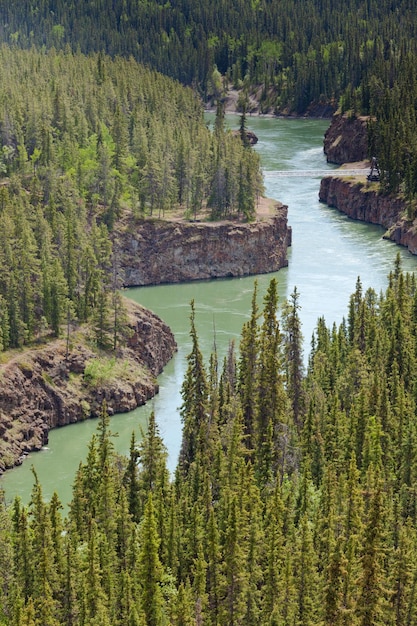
[0,300,176,473]
[319,174,417,253]
[0,202,291,474]
[116,203,291,286]
[324,113,369,164]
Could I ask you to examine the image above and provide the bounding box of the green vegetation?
[1,1,417,205]
[2,264,417,624]
[0,0,416,116]
[83,357,146,389]
[0,0,416,352]
[1,4,417,622]
[0,45,262,353]
[367,60,417,201]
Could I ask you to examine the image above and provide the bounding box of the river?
[2,115,417,510]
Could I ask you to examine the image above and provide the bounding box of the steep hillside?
[0,300,176,473]
[1,0,417,114]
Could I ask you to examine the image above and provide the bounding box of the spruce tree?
[138,493,166,626]
[255,278,288,486]
[179,301,209,474]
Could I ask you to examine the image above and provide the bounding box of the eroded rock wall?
[319,176,417,254]
[117,204,291,286]
[0,301,176,473]
[324,114,369,164]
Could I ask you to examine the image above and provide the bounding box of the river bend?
[2,116,417,508]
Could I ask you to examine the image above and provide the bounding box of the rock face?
[117,204,291,287]
[0,204,291,474]
[319,175,417,253]
[324,113,369,164]
[231,129,258,145]
[0,301,176,473]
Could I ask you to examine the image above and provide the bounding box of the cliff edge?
[324,113,369,164]
[319,172,417,254]
[0,300,176,473]
[116,201,291,287]
[321,113,417,254]
[0,200,291,474]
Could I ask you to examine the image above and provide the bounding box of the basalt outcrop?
[324,113,369,164]
[116,203,291,287]
[0,300,176,473]
[319,173,417,254]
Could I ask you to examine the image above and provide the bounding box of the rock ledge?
[0,300,176,474]
[319,173,417,254]
[117,203,291,286]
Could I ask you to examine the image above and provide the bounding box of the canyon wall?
[319,175,417,254]
[321,112,417,254]
[323,113,369,164]
[116,203,291,286]
[0,203,291,474]
[0,301,176,473]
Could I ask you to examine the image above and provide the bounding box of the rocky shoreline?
[319,173,417,253]
[116,202,291,286]
[320,112,417,255]
[0,203,291,474]
[0,300,176,474]
[323,113,369,164]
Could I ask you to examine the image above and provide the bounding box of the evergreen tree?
[356,469,389,626]
[138,494,166,626]
[179,301,209,474]
[282,286,304,430]
[255,278,288,486]
[238,281,259,451]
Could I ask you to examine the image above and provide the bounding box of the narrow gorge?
[0,201,292,473]
[320,112,417,255]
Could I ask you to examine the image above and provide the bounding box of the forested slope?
[2,267,417,624]
[0,45,262,353]
[2,4,417,623]
[2,0,417,201]
[1,0,417,115]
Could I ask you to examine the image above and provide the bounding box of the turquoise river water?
[2,115,417,510]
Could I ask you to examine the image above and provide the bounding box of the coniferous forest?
[2,1,417,195]
[0,0,416,115]
[0,46,262,352]
[2,268,417,624]
[2,1,417,624]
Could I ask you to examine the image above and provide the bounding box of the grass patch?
[42,371,54,386]
[17,361,33,376]
[83,356,147,388]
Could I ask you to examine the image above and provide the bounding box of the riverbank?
[0,197,291,475]
[319,165,417,254]
[320,112,417,255]
[116,199,291,286]
[205,87,335,118]
[6,116,417,507]
[0,299,176,474]
[323,113,369,164]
